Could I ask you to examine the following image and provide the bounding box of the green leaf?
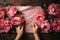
[0,0,12,7]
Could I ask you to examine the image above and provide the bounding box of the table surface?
[0,0,59,6]
[0,32,60,40]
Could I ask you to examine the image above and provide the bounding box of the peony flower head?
[35,10,46,23]
[11,14,24,26]
[6,6,17,18]
[57,4,60,17]
[0,10,4,19]
[48,3,60,16]
[39,20,51,33]
[0,19,12,33]
[0,5,4,11]
[51,18,60,32]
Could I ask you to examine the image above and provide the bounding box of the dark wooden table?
[0,0,60,6]
[0,32,60,40]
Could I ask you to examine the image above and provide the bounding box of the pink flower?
[11,14,24,25]
[0,10,4,19]
[51,18,60,32]
[48,3,60,16]
[0,19,5,29]
[35,10,46,23]
[57,4,60,17]
[0,5,4,11]
[6,6,17,18]
[0,19,12,33]
[39,20,51,33]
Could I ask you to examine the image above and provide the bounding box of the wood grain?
[0,0,56,6]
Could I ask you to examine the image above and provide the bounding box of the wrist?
[15,38,19,40]
[17,33,23,36]
[17,34,22,38]
[33,32,38,35]
[15,34,22,40]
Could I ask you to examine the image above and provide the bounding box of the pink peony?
[6,6,17,18]
[0,5,4,11]
[48,3,60,16]
[11,14,24,25]
[0,10,4,19]
[35,10,46,23]
[39,20,51,33]
[57,4,60,17]
[0,19,5,30]
[51,18,60,32]
[0,19,12,33]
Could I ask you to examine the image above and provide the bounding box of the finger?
[19,25,23,29]
[34,22,38,28]
[30,21,33,26]
[16,26,20,33]
[31,21,34,27]
[21,26,23,30]
[20,26,23,31]
[16,26,20,30]
[32,22,35,28]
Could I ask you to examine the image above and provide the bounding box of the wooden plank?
[0,0,55,6]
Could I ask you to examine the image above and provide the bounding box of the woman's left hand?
[16,25,23,36]
[15,25,23,40]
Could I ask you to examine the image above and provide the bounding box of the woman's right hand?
[31,22,40,40]
[31,22,38,34]
[16,26,23,36]
[31,22,38,33]
[15,25,23,40]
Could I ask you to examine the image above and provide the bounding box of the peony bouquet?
[0,6,24,33]
[35,3,60,33]
[0,3,60,33]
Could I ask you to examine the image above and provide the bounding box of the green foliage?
[0,0,12,7]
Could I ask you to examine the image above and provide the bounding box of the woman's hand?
[31,22,38,34]
[15,26,23,40]
[16,26,23,36]
[31,22,40,40]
